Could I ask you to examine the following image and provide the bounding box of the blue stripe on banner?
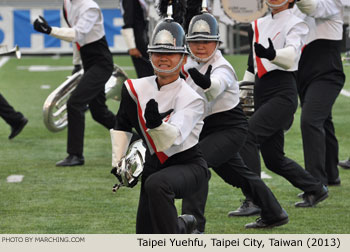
[43,10,61,48]
[102,9,123,48]
[0,13,5,44]
[14,10,32,47]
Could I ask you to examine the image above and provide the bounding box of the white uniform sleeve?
[73,8,100,44]
[168,98,205,146]
[271,21,308,69]
[285,21,309,52]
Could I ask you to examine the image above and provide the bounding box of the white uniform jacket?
[63,0,105,46]
[251,9,309,78]
[123,76,205,164]
[181,50,239,117]
[296,0,344,43]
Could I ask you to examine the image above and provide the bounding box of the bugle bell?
[239,81,255,117]
[0,45,21,59]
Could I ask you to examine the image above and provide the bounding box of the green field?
[0,54,349,234]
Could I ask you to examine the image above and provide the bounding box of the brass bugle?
[0,45,21,59]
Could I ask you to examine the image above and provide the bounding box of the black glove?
[144,99,173,129]
[254,38,276,61]
[33,16,52,34]
[188,65,212,90]
[72,64,82,75]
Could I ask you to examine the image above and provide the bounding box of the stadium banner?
[0,7,128,54]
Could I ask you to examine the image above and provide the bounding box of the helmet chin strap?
[189,42,219,63]
[266,0,289,9]
[151,54,185,73]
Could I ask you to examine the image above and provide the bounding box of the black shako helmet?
[147,19,188,54]
[186,12,221,43]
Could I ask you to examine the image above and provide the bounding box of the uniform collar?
[271,8,293,19]
[157,77,182,92]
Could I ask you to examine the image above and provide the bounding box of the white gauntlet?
[110,129,132,167]
[296,0,318,15]
[121,28,136,50]
[50,27,76,42]
[204,78,221,102]
[271,46,296,70]
[147,122,180,152]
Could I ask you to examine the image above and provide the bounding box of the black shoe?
[178,214,197,234]
[338,159,350,169]
[56,155,84,167]
[228,200,261,217]
[295,185,328,208]
[297,192,304,198]
[191,229,204,234]
[245,209,289,229]
[328,177,341,186]
[9,117,28,139]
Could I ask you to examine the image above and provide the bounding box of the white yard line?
[7,175,24,183]
[0,57,10,68]
[17,65,135,72]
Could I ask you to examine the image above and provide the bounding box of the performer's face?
[151,52,187,82]
[267,0,294,14]
[188,41,217,61]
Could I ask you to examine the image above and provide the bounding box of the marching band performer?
[33,0,117,166]
[110,5,209,233]
[181,1,288,231]
[296,0,345,187]
[120,0,154,77]
[236,0,328,211]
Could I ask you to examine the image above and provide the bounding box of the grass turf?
[0,54,349,234]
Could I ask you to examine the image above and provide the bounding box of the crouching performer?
[110,5,209,234]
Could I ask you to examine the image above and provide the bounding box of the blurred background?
[0,0,348,55]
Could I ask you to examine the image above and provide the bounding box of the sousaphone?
[43,64,128,132]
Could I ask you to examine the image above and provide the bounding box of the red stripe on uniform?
[63,0,81,50]
[126,79,168,164]
[301,44,307,53]
[181,66,188,79]
[254,20,267,78]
